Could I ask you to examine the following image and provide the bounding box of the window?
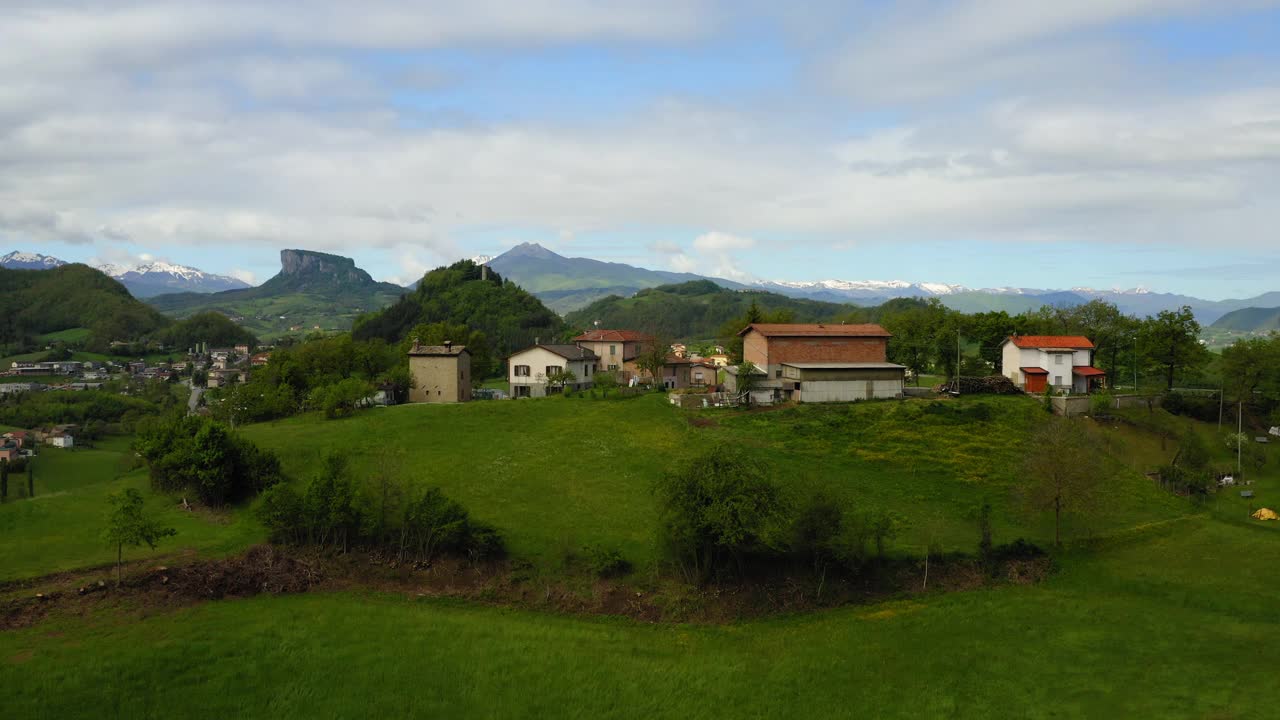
[775,368,782,378]
[1054,354,1064,365]
[1054,375,1063,386]
[584,365,591,376]
[608,364,618,371]
[514,365,531,377]
[610,344,617,356]
[545,365,562,377]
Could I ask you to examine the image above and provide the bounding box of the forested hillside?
[156,311,257,350]
[564,280,860,340]
[353,260,564,374]
[1211,306,1280,332]
[0,264,170,355]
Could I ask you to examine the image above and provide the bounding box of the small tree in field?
[1021,417,1103,547]
[593,371,618,397]
[104,489,176,585]
[545,368,577,395]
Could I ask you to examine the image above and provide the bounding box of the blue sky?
[3,1,1280,299]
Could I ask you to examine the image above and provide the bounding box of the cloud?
[0,0,1277,282]
[230,268,257,284]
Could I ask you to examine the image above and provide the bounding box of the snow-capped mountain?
[108,261,252,297]
[752,278,971,301]
[2,249,251,297]
[0,251,67,270]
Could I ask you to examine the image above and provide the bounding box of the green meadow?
[3,393,1278,718]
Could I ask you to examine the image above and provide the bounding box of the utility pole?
[1218,382,1224,431]
[1237,400,1243,477]
[1133,337,1139,393]
[955,329,962,395]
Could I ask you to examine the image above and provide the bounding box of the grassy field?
[2,514,1277,719]
[3,393,1280,717]
[36,327,92,343]
[241,394,1190,565]
[0,438,262,582]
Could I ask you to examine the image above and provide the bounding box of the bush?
[1090,392,1113,417]
[135,415,284,506]
[582,545,631,578]
[255,484,305,544]
[654,446,789,583]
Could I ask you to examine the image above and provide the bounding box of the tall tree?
[1140,306,1209,391]
[103,488,176,585]
[1021,417,1104,547]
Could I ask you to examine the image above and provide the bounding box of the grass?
[237,394,1192,566]
[4,393,1280,717]
[37,328,91,343]
[2,515,1277,719]
[0,438,262,582]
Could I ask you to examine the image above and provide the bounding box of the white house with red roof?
[1001,335,1106,395]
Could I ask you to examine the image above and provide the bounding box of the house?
[0,438,19,462]
[571,329,653,381]
[670,343,688,358]
[508,344,598,398]
[706,353,731,368]
[207,368,245,388]
[234,344,250,356]
[408,339,471,403]
[46,432,73,449]
[3,430,29,448]
[1001,336,1105,394]
[250,352,272,367]
[726,323,905,403]
[657,357,719,390]
[0,382,44,395]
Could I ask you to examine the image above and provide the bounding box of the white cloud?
[230,268,257,285]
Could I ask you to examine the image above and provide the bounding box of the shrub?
[582,545,631,578]
[135,415,284,506]
[654,446,789,583]
[255,484,305,544]
[1090,392,1113,417]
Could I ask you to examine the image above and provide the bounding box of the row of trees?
[255,453,504,562]
[134,415,285,506]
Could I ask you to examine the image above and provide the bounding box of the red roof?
[572,329,653,343]
[1072,366,1106,377]
[738,323,892,338]
[1007,335,1094,350]
[1020,366,1049,375]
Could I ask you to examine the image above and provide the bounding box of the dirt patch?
[1,546,1052,630]
[7,649,34,664]
[687,416,718,428]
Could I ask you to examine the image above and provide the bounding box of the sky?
[2,0,1280,298]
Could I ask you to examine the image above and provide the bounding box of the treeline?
[353,259,563,377]
[566,280,859,342]
[135,415,284,506]
[0,265,170,355]
[712,296,1211,391]
[0,385,179,432]
[156,311,257,350]
[209,334,410,423]
[256,453,505,562]
[655,446,1038,585]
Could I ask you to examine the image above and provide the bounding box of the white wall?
[508,347,594,398]
[797,379,903,403]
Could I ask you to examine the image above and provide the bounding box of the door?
[1025,373,1046,393]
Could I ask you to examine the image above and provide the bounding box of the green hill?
[563,279,868,341]
[147,249,405,338]
[485,243,747,313]
[0,263,170,354]
[1210,306,1280,332]
[353,259,564,366]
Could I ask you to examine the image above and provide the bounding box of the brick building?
[727,323,905,404]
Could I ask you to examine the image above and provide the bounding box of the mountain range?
[481,243,1280,324]
[1,251,250,297]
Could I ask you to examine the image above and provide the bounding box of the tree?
[734,361,759,400]
[1140,306,1209,391]
[654,446,789,583]
[545,368,577,394]
[1021,417,1104,547]
[593,371,618,397]
[634,334,671,387]
[103,488,176,585]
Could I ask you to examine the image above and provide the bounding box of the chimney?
[444,340,452,351]
[535,337,540,345]
[411,336,421,352]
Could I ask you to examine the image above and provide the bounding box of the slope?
[1210,306,1280,332]
[486,242,747,313]
[563,280,862,341]
[352,259,564,372]
[147,249,405,338]
[0,264,170,353]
